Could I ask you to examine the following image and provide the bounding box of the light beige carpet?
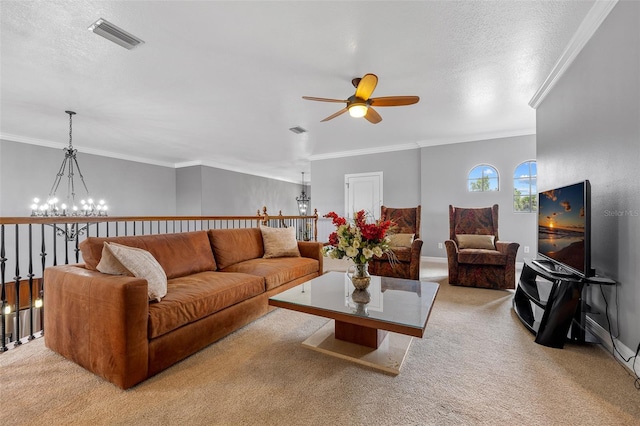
[2,260,639,425]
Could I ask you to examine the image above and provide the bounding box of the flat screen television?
[537,180,592,278]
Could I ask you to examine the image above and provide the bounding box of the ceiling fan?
[302,73,419,124]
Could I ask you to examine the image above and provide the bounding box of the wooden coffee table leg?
[334,320,388,348]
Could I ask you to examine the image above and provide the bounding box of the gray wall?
[1,140,305,218]
[311,149,422,218]
[420,135,537,260]
[0,139,176,216]
[536,1,640,349]
[176,165,304,216]
[176,166,203,215]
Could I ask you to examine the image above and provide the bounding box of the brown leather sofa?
[44,228,323,389]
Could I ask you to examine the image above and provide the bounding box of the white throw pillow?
[97,242,167,302]
[260,226,301,258]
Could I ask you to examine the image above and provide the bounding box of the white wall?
[536,1,639,349]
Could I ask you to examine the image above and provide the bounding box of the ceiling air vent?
[88,18,144,50]
[289,126,307,134]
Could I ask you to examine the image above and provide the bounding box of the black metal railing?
[0,207,318,352]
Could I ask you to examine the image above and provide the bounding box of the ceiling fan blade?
[370,96,420,107]
[302,96,347,103]
[354,73,378,100]
[364,107,382,124]
[321,107,348,122]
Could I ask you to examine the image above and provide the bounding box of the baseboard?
[585,316,638,375]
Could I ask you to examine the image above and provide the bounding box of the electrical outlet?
[438,242,443,249]
[524,246,530,253]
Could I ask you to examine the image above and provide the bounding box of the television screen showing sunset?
[538,181,586,273]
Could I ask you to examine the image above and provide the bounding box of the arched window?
[468,164,499,192]
[513,160,537,212]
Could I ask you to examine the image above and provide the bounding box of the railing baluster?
[63,223,69,265]
[1,224,7,351]
[27,224,35,340]
[52,224,58,266]
[13,224,21,347]
[40,223,46,336]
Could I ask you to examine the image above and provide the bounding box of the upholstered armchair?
[368,205,423,280]
[445,204,519,290]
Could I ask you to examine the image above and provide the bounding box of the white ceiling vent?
[88,18,144,50]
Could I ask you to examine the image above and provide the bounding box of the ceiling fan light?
[348,104,368,118]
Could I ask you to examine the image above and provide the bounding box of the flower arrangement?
[323,210,394,264]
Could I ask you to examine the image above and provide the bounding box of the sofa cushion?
[260,226,301,258]
[98,242,168,302]
[80,231,217,279]
[221,257,319,291]
[458,249,507,266]
[208,228,264,270]
[148,271,265,339]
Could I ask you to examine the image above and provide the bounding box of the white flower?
[372,246,383,257]
[345,246,358,258]
[352,240,360,249]
[363,247,374,259]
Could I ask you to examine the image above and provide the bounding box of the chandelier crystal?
[30,111,108,217]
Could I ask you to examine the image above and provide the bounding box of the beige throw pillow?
[387,233,415,248]
[97,242,168,302]
[260,226,301,258]
[456,234,496,250]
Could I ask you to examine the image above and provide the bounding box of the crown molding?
[1,133,175,167]
[417,129,536,148]
[529,0,618,109]
[309,142,420,161]
[2,134,299,183]
[175,160,298,184]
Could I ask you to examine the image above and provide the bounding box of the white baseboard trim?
[586,316,638,375]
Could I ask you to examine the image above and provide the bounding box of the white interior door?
[345,172,383,219]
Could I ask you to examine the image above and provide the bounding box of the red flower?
[328,232,339,246]
[324,211,346,226]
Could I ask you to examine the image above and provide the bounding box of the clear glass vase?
[349,262,371,290]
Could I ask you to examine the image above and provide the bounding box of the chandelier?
[296,172,310,216]
[30,111,108,217]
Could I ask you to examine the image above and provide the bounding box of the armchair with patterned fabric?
[444,204,519,290]
[368,205,423,280]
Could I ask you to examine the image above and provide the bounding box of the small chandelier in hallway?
[30,111,108,217]
[296,172,310,216]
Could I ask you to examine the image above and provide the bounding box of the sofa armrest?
[44,265,149,389]
[297,241,324,273]
[444,239,458,256]
[444,239,459,283]
[409,238,424,280]
[496,241,520,259]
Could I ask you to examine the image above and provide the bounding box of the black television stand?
[513,258,615,348]
[531,259,576,277]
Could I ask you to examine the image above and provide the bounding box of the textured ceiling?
[0,1,595,182]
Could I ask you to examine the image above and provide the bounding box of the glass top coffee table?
[268,271,439,374]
